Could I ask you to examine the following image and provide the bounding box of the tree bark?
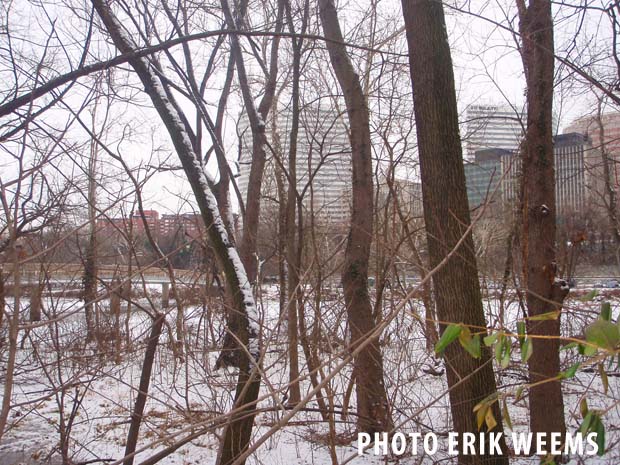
[0,271,5,335]
[123,314,164,465]
[516,0,567,448]
[318,0,392,434]
[215,0,283,369]
[83,121,98,342]
[401,1,508,463]
[0,245,21,441]
[283,0,308,405]
[91,2,262,463]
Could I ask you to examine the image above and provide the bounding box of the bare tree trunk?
[0,245,21,441]
[516,0,567,447]
[0,270,5,336]
[383,170,439,350]
[283,0,308,405]
[83,103,99,342]
[111,278,122,364]
[215,0,283,369]
[91,3,262,464]
[221,0,281,284]
[274,144,288,328]
[30,273,43,322]
[123,314,164,465]
[401,1,507,463]
[318,0,392,434]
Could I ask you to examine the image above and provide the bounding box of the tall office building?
[555,133,590,215]
[463,133,598,215]
[464,104,526,159]
[464,148,514,209]
[464,103,560,158]
[237,105,352,224]
[376,177,423,219]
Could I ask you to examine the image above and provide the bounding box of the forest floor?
[1,286,620,464]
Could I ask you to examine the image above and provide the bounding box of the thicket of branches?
[2,0,620,464]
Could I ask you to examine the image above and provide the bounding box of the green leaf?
[585,320,620,350]
[561,362,580,379]
[599,363,609,395]
[495,334,504,363]
[521,338,533,363]
[580,398,588,418]
[580,289,598,302]
[579,410,605,455]
[561,342,578,351]
[580,342,598,357]
[579,411,593,435]
[601,302,612,321]
[459,325,472,345]
[501,338,511,369]
[494,334,512,368]
[529,311,560,321]
[516,321,526,347]
[502,397,513,430]
[595,416,605,456]
[459,327,481,358]
[435,324,462,355]
[515,386,524,402]
[484,332,498,347]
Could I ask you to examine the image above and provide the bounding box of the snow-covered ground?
[1,286,619,464]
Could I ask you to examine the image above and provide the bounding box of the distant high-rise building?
[464,103,560,159]
[464,104,526,159]
[237,105,352,224]
[464,148,514,209]
[555,133,591,215]
[377,177,423,219]
[463,133,599,215]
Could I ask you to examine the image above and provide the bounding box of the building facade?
[377,177,423,219]
[464,133,598,215]
[97,210,204,240]
[565,112,620,208]
[237,105,352,224]
[159,213,203,239]
[464,104,526,159]
[554,133,590,214]
[464,148,512,209]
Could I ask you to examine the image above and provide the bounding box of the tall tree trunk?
[29,279,43,322]
[516,0,567,448]
[123,314,164,465]
[91,3,261,464]
[0,244,21,441]
[0,271,5,335]
[401,1,508,463]
[318,0,392,434]
[385,176,438,351]
[215,0,283,369]
[83,107,99,342]
[283,0,308,405]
